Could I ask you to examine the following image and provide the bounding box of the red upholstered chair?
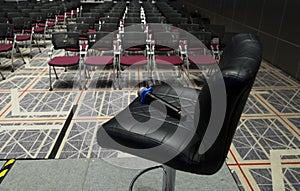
[29,12,48,48]
[66,23,89,54]
[48,32,84,91]
[87,32,113,52]
[119,31,148,76]
[0,23,15,72]
[152,32,184,77]
[76,17,96,32]
[121,32,147,54]
[83,32,115,81]
[10,17,41,59]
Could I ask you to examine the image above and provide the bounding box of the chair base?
[129,165,176,191]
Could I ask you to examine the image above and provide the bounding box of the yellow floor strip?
[0,159,16,184]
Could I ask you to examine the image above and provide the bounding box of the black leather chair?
[97,33,262,190]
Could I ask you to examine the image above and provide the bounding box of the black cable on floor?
[48,105,77,159]
[129,165,165,191]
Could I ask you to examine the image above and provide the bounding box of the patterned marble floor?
[0,41,299,191]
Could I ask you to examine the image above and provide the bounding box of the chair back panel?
[193,33,262,174]
[52,32,80,50]
[88,31,113,50]
[12,17,32,31]
[0,23,14,38]
[67,23,89,36]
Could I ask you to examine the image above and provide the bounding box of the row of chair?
[47,21,218,90]
[1,1,226,81]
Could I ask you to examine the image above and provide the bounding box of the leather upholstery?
[97,33,262,175]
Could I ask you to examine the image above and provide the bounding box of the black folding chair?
[48,32,85,91]
[0,23,15,73]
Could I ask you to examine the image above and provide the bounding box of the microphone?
[138,87,182,119]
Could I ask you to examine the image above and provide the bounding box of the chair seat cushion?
[0,44,13,52]
[79,36,88,41]
[47,23,55,27]
[95,47,111,51]
[48,56,79,66]
[34,28,45,33]
[125,47,144,51]
[65,47,79,52]
[65,44,88,52]
[188,56,216,65]
[155,56,183,65]
[188,47,203,51]
[16,35,31,41]
[156,47,174,51]
[57,18,65,22]
[85,56,114,66]
[120,56,147,66]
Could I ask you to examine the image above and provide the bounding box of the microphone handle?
[145,93,181,119]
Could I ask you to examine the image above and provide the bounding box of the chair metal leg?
[49,65,53,91]
[16,44,26,65]
[11,47,14,72]
[128,165,176,191]
[29,35,33,59]
[35,35,41,53]
[0,72,5,80]
[79,62,82,90]
[162,165,176,191]
[53,66,59,79]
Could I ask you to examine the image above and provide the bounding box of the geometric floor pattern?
[0,42,299,191]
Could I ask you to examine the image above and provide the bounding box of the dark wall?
[177,0,300,80]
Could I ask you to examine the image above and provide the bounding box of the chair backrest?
[67,23,89,36]
[52,32,79,50]
[29,12,47,23]
[127,13,140,17]
[20,9,33,17]
[124,24,145,32]
[124,17,141,24]
[206,24,225,39]
[82,12,101,21]
[7,12,23,19]
[0,23,14,38]
[105,17,120,24]
[100,23,118,32]
[146,17,163,23]
[145,13,162,17]
[104,12,122,18]
[121,32,147,50]
[0,18,9,24]
[153,32,180,49]
[12,17,32,31]
[76,17,95,29]
[148,23,171,33]
[87,31,113,49]
[167,17,187,25]
[192,33,262,175]
[190,31,212,48]
[178,24,200,32]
